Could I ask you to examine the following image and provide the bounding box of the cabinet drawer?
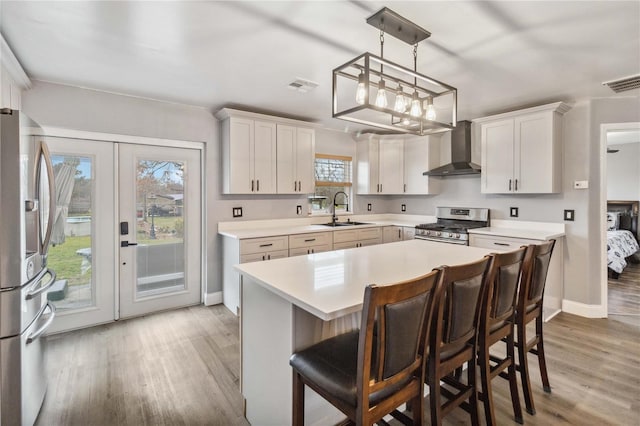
[240,249,289,263]
[469,234,540,251]
[358,227,381,241]
[359,238,381,247]
[332,241,359,250]
[289,244,332,257]
[289,232,332,249]
[240,236,288,254]
[333,229,359,243]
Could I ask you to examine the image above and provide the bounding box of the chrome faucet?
[332,191,349,224]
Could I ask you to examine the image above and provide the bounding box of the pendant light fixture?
[332,7,457,135]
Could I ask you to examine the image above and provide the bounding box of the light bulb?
[375,80,388,108]
[355,72,366,105]
[425,97,436,120]
[393,86,406,113]
[410,92,422,117]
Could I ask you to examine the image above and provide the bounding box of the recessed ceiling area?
[1,1,638,131]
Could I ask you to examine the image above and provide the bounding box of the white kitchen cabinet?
[276,125,315,194]
[0,64,22,110]
[288,231,332,256]
[469,234,564,321]
[403,137,441,195]
[333,227,382,248]
[475,102,570,194]
[220,116,277,194]
[402,227,416,240]
[357,137,440,195]
[357,139,403,194]
[383,226,403,243]
[222,235,289,314]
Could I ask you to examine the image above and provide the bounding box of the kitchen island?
[235,239,494,425]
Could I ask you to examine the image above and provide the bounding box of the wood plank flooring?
[608,261,640,319]
[37,305,640,425]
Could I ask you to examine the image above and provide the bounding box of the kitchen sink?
[320,221,372,227]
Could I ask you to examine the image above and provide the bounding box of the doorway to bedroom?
[603,123,640,325]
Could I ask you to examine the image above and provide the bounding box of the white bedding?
[607,230,639,274]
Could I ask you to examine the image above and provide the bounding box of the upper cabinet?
[356,136,440,195]
[276,125,315,194]
[216,109,316,195]
[1,36,32,110]
[474,102,571,194]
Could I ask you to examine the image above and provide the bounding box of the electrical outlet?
[232,207,243,218]
[401,204,406,212]
[296,205,302,215]
[510,207,519,218]
[367,203,372,211]
[564,209,575,221]
[574,180,589,189]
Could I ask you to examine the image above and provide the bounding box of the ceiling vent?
[287,78,319,93]
[602,74,640,93]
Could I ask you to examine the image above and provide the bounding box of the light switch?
[564,209,575,221]
[510,207,519,218]
[401,204,406,212]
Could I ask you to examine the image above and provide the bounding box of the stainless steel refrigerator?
[0,108,57,426]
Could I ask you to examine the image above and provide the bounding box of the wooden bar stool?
[478,248,527,425]
[426,257,492,426]
[289,270,440,425]
[516,240,556,415]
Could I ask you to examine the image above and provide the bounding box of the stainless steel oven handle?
[26,302,56,344]
[26,268,57,300]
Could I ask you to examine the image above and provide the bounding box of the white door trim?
[599,121,640,318]
[28,126,205,151]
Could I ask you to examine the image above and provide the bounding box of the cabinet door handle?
[262,255,265,261]
[267,254,271,260]
[380,184,382,192]
[515,179,518,191]
[398,229,401,239]
[304,238,316,242]
[251,180,255,192]
[259,243,273,247]
[404,183,406,193]
[299,181,302,191]
[311,248,315,254]
[294,181,297,191]
[508,179,512,191]
[257,179,260,192]
[494,242,510,246]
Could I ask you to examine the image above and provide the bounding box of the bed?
[607,200,639,278]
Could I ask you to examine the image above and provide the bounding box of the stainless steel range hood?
[423,120,480,176]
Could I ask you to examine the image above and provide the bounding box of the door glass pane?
[136,160,185,297]
[46,155,93,310]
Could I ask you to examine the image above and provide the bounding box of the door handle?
[120,241,138,247]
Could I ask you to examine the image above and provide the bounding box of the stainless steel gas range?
[415,207,490,245]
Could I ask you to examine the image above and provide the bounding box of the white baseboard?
[204,291,223,306]
[562,299,606,318]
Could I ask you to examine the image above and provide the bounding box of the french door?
[44,138,202,332]
[118,144,201,318]
[44,137,116,333]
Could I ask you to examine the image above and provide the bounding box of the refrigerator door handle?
[26,268,56,300]
[26,302,56,344]
[37,142,56,256]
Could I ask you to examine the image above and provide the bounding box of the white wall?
[607,142,640,200]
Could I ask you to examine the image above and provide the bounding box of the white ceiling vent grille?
[602,74,640,93]
[287,78,319,93]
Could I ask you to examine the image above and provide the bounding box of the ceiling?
[1,1,639,133]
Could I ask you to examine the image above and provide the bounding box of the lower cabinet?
[333,227,382,249]
[383,226,403,243]
[289,232,333,257]
[240,249,289,263]
[469,234,564,321]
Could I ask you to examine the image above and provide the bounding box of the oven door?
[414,235,468,245]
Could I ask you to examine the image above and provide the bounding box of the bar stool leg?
[517,324,536,415]
[507,332,524,424]
[536,316,552,393]
[293,371,305,426]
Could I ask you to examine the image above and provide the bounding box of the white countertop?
[235,239,493,321]
[468,219,566,241]
[219,214,433,239]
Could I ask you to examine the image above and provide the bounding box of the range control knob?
[455,233,461,239]
[448,232,453,237]
[436,231,441,237]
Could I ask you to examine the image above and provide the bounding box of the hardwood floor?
[608,261,640,322]
[38,305,640,425]
[37,305,248,426]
